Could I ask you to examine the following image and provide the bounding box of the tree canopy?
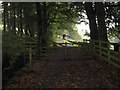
[1,1,120,72]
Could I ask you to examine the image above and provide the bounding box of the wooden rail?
[24,40,120,69]
[24,42,37,69]
[24,40,90,58]
[53,41,89,47]
[92,40,120,68]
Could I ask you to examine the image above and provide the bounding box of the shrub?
[2,31,25,69]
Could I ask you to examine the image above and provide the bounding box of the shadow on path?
[4,57,120,88]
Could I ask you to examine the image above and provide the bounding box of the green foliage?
[105,2,120,41]
[2,2,83,47]
[108,27,120,41]
[44,29,55,47]
[2,31,25,66]
[45,2,83,43]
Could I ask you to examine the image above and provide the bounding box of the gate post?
[65,43,67,60]
[91,40,95,57]
[29,47,32,70]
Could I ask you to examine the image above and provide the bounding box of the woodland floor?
[3,57,120,88]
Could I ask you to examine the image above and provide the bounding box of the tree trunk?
[17,6,20,35]
[13,3,16,34]
[23,6,29,36]
[6,3,10,31]
[84,2,98,40]
[42,2,47,46]
[95,2,108,41]
[9,3,13,31]
[43,2,47,33]
[3,2,10,32]
[28,23,33,37]
[3,3,7,32]
[19,6,23,36]
[36,2,43,56]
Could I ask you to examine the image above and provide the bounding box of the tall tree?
[84,2,98,40]
[42,2,47,46]
[13,3,16,34]
[3,2,7,32]
[95,2,108,41]
[19,5,23,36]
[36,3,43,55]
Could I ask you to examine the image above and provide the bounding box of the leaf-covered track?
[4,57,120,88]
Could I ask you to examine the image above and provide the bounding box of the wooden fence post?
[29,47,32,70]
[65,43,67,60]
[118,51,120,67]
[99,41,102,56]
[108,43,111,60]
[91,40,94,57]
